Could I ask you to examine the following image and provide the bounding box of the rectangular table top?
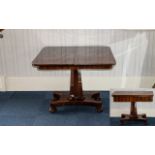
[112,91,154,102]
[112,91,154,97]
[32,46,116,69]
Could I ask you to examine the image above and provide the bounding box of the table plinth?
[49,69,103,113]
[120,102,147,125]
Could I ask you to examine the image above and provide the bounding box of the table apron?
[35,65,114,70]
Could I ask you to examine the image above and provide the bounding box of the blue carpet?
[0,91,110,126]
[110,117,155,126]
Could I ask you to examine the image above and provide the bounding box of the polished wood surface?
[32,46,116,69]
[32,46,116,112]
[112,91,153,102]
[112,91,154,125]
[112,91,153,96]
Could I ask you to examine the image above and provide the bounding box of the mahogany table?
[32,46,116,112]
[112,91,154,125]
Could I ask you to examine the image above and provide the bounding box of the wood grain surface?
[32,46,116,69]
[112,91,153,96]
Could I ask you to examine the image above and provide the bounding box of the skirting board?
[0,77,6,91]
[0,76,154,91]
[0,76,70,91]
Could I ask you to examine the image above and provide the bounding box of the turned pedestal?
[49,69,103,113]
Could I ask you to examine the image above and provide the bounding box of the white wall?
[0,29,155,91]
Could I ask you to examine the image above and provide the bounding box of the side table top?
[112,91,154,97]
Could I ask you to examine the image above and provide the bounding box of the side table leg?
[91,93,101,101]
[49,93,60,113]
[130,102,138,118]
[49,104,57,113]
[96,104,103,112]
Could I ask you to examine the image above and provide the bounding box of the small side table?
[112,91,154,125]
